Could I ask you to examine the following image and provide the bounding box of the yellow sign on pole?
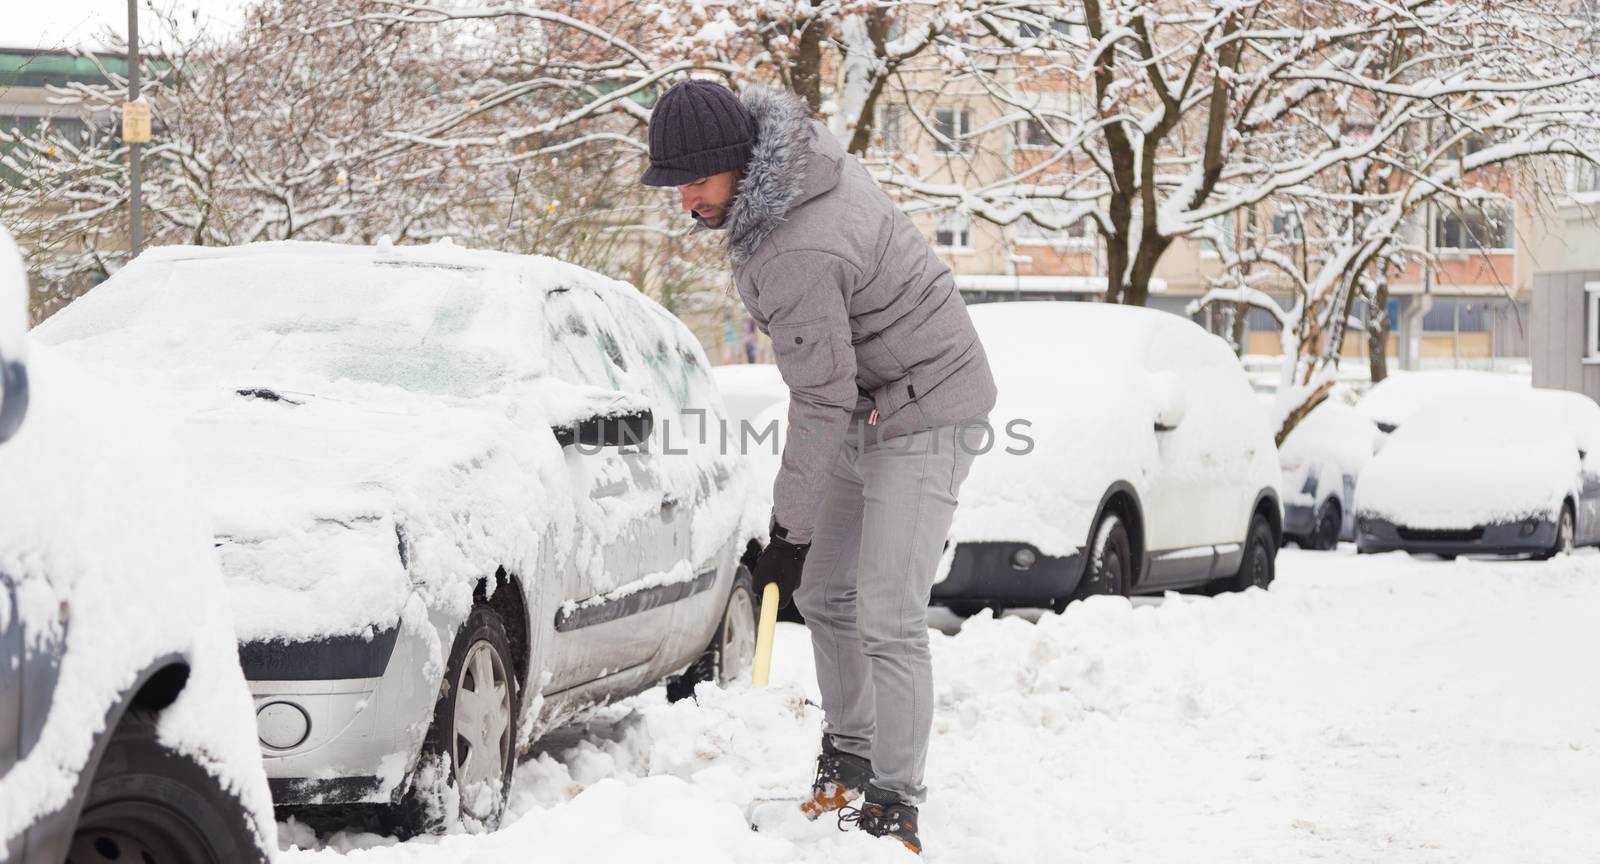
[122,101,151,144]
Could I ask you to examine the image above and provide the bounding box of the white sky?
[5,1,246,52]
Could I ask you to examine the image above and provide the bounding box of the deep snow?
[278,548,1600,863]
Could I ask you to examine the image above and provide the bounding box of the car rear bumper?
[1355,515,1557,557]
[930,542,1084,608]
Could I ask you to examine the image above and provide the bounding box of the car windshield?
[38,253,542,397]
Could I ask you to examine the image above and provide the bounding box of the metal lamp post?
[125,0,145,256]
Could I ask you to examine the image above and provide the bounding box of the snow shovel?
[751,582,780,686]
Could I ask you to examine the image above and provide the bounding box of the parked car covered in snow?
[709,362,786,429]
[0,229,275,862]
[35,240,760,834]
[1354,388,1600,558]
[931,302,1283,614]
[1356,369,1528,434]
[1278,398,1379,550]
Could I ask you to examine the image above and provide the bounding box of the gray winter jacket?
[711,87,998,545]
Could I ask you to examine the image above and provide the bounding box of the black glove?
[753,530,810,610]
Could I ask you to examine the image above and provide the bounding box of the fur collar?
[724,86,813,267]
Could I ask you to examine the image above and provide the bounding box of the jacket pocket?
[771,319,839,388]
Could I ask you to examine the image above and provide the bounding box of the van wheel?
[70,710,268,863]
[1224,514,1276,593]
[394,605,518,837]
[1067,513,1129,610]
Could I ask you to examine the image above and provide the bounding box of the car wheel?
[70,710,268,864]
[1535,505,1576,560]
[1309,499,1341,551]
[942,602,987,618]
[395,604,518,836]
[1225,514,1275,593]
[1073,512,1130,605]
[668,567,757,702]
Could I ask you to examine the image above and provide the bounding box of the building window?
[1271,210,1304,240]
[1019,16,1086,41]
[875,103,903,154]
[1198,213,1237,257]
[1422,299,1492,334]
[1587,283,1600,361]
[1435,202,1512,251]
[1016,118,1053,149]
[934,212,973,250]
[1014,201,1092,245]
[1571,157,1600,194]
[933,108,971,153]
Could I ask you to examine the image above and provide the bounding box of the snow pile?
[0,347,276,852]
[280,548,1600,863]
[1356,369,1528,432]
[1277,400,1378,508]
[1355,390,1589,527]
[951,302,1277,557]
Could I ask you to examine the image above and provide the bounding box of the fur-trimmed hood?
[719,87,840,267]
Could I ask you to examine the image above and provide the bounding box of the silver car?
[36,240,761,834]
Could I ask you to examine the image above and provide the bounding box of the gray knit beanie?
[640,80,754,187]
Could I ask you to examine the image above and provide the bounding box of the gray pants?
[794,420,980,805]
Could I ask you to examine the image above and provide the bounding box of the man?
[641,80,997,854]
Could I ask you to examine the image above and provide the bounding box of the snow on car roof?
[1356,369,1529,430]
[968,300,1206,368]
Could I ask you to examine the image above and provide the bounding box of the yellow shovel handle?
[752,582,780,687]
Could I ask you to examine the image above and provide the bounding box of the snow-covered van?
[0,229,276,861]
[932,301,1283,614]
[1354,388,1600,559]
[34,239,760,834]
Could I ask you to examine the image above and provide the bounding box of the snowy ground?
[279,547,1600,863]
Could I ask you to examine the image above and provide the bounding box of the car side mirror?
[0,353,27,445]
[1149,371,1186,432]
[553,407,654,449]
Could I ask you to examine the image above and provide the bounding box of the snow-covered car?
[1354,388,1600,559]
[1356,369,1528,434]
[0,230,275,862]
[1278,398,1379,550]
[708,362,786,429]
[34,240,760,834]
[932,302,1283,614]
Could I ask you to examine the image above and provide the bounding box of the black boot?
[838,784,921,854]
[800,734,873,820]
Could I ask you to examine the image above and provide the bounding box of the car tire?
[668,567,758,701]
[69,709,268,864]
[942,602,988,618]
[1535,505,1576,560]
[1223,514,1275,593]
[394,604,519,837]
[1071,512,1130,607]
[1308,499,1341,551]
